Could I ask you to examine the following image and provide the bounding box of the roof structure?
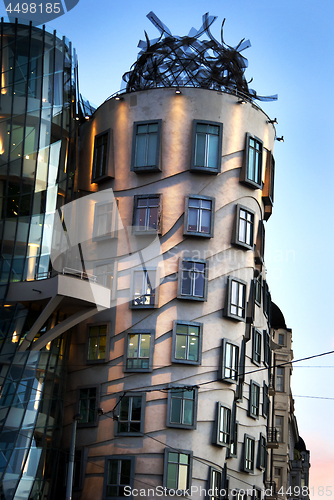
[122,12,277,102]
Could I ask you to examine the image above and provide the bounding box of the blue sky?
[2,0,333,493]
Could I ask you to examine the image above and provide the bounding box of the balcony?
[267,428,279,448]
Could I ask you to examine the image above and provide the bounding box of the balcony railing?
[267,428,279,448]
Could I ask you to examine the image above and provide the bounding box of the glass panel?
[135,134,146,167]
[188,336,198,361]
[170,397,181,423]
[167,463,177,489]
[108,459,118,484]
[139,334,150,357]
[148,123,158,133]
[119,397,129,422]
[207,134,218,169]
[120,459,131,485]
[188,208,198,232]
[147,133,157,166]
[178,464,188,490]
[128,335,138,358]
[194,273,204,297]
[88,338,97,360]
[98,334,106,360]
[183,398,193,425]
[175,335,186,359]
[181,270,191,295]
[188,199,200,208]
[195,134,206,166]
[200,209,210,233]
[131,397,142,421]
[248,147,255,181]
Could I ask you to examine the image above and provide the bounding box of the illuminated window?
[191,120,223,173]
[243,435,255,472]
[92,130,109,181]
[167,387,198,429]
[224,277,247,321]
[163,450,192,491]
[131,120,162,172]
[233,204,255,250]
[93,201,117,239]
[133,195,162,234]
[178,258,208,301]
[208,469,222,500]
[242,133,263,188]
[131,268,159,308]
[172,321,202,365]
[184,196,215,237]
[87,325,107,362]
[124,330,154,372]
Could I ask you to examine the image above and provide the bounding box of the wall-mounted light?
[115,94,124,101]
[276,136,284,142]
[237,98,246,104]
[175,87,181,94]
[268,118,278,124]
[85,115,89,120]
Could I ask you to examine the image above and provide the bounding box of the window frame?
[86,323,109,364]
[262,382,269,418]
[213,402,231,447]
[92,129,112,182]
[184,195,215,238]
[130,267,160,309]
[93,260,116,298]
[93,199,118,241]
[177,257,209,302]
[132,194,162,235]
[252,328,262,366]
[77,385,99,427]
[190,119,223,174]
[257,433,267,471]
[233,204,255,250]
[254,274,262,306]
[263,150,275,206]
[275,415,284,443]
[166,385,198,430]
[124,329,155,373]
[224,276,247,321]
[249,380,260,419]
[263,330,271,367]
[163,449,193,493]
[229,421,239,458]
[114,392,146,436]
[171,320,203,366]
[208,467,223,500]
[241,132,263,189]
[131,119,162,173]
[243,434,255,473]
[255,220,265,265]
[220,339,239,383]
[103,455,135,500]
[276,366,285,392]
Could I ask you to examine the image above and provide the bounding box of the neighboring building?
[0,12,310,500]
[265,304,311,500]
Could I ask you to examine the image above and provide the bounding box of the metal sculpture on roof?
[122,12,277,102]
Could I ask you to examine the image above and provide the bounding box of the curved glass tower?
[0,19,78,500]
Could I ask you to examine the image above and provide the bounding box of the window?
[255,220,265,264]
[94,262,114,291]
[131,268,159,308]
[131,120,162,172]
[124,330,154,372]
[275,416,284,443]
[87,324,108,362]
[242,133,263,188]
[249,381,260,419]
[252,329,262,365]
[233,205,255,250]
[253,488,262,500]
[254,275,262,306]
[163,449,192,492]
[258,434,266,470]
[278,333,285,346]
[262,383,269,418]
[178,258,208,301]
[224,276,247,321]
[221,339,239,382]
[172,321,202,365]
[263,280,271,320]
[167,387,198,429]
[274,467,282,489]
[208,468,222,500]
[184,196,215,238]
[78,387,97,426]
[213,402,231,446]
[229,421,238,458]
[243,435,255,472]
[133,194,162,234]
[115,393,145,435]
[92,130,110,181]
[263,331,270,367]
[93,201,117,239]
[263,151,275,207]
[104,456,135,499]
[276,367,284,392]
[191,120,223,173]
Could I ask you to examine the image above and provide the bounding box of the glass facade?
[0,20,78,500]
[0,20,78,294]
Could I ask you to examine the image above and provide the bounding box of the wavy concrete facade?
[62,87,276,499]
